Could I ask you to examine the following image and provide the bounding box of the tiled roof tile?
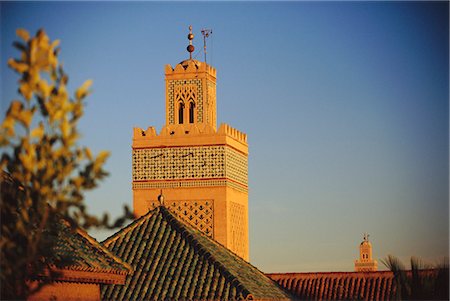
[101,206,291,300]
[48,219,132,277]
[267,271,396,300]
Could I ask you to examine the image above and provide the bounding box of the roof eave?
[33,267,128,285]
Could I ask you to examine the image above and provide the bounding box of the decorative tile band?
[132,145,248,186]
[132,179,248,193]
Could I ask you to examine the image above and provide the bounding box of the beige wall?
[28,281,99,301]
[133,184,249,260]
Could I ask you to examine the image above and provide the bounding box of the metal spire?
[187,25,195,60]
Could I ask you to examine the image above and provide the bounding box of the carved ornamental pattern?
[229,202,246,258]
[168,79,203,124]
[206,80,216,126]
[132,146,248,186]
[132,179,248,193]
[225,147,248,186]
[147,200,213,237]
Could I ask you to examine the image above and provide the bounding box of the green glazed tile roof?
[48,219,132,275]
[1,172,131,279]
[101,206,291,300]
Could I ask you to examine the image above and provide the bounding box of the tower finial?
[158,189,165,206]
[363,232,370,242]
[187,25,195,60]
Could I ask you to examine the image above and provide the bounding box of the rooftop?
[101,206,291,300]
[42,219,132,284]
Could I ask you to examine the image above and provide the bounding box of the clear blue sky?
[1,2,448,272]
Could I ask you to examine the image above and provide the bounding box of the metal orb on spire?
[187,25,195,59]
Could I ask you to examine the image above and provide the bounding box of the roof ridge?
[157,206,254,297]
[102,207,159,247]
[75,226,133,273]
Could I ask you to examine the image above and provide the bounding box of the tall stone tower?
[132,27,249,260]
[354,233,378,272]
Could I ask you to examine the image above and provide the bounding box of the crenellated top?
[134,123,246,144]
[133,123,215,139]
[133,126,157,138]
[218,123,247,144]
[133,123,248,154]
[165,59,217,78]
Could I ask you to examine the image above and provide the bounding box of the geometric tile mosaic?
[229,202,246,257]
[132,145,248,186]
[132,179,248,193]
[225,147,248,186]
[206,80,216,125]
[147,199,213,238]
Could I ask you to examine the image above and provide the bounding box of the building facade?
[131,28,249,260]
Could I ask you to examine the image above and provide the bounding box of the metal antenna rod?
[201,29,212,63]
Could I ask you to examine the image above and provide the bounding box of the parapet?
[133,123,247,147]
[161,123,217,136]
[133,127,157,139]
[165,59,216,78]
[133,123,215,140]
[218,123,247,144]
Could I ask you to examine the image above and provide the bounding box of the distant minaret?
[354,233,378,272]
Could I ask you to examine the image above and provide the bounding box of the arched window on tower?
[178,102,184,124]
[189,101,195,124]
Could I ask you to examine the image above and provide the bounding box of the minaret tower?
[354,233,378,272]
[132,26,249,260]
